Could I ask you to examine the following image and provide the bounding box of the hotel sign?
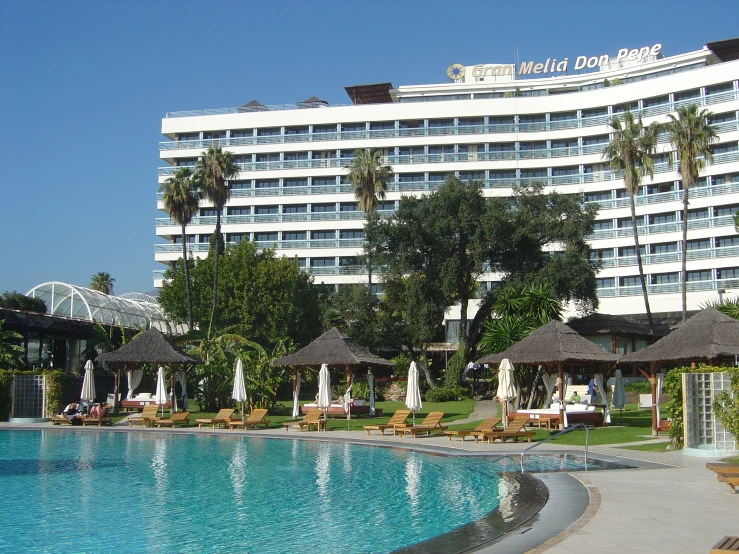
[449,43,662,79]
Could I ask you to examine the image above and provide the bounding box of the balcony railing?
[155,210,383,227]
[160,89,739,141]
[585,180,739,211]
[154,265,366,280]
[597,277,739,298]
[154,238,364,254]
[588,214,735,240]
[598,245,739,268]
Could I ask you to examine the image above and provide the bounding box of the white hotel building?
[156,38,739,335]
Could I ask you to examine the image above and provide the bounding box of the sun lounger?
[706,462,739,482]
[363,409,411,435]
[711,536,739,553]
[154,412,190,428]
[282,410,326,432]
[483,415,535,443]
[443,417,502,442]
[128,405,160,427]
[196,408,235,429]
[50,414,71,425]
[394,412,447,438]
[229,409,270,429]
[82,415,112,427]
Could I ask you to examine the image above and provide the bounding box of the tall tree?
[0,319,25,369]
[159,167,203,331]
[195,146,239,334]
[346,148,393,287]
[664,104,718,321]
[602,111,659,334]
[89,272,115,295]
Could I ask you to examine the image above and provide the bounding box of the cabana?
[98,328,199,412]
[477,320,620,429]
[621,308,739,435]
[272,327,393,417]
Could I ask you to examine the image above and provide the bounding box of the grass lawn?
[158,399,475,432]
[616,442,675,453]
[720,456,739,464]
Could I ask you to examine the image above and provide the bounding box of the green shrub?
[352,381,369,400]
[43,370,65,415]
[424,386,468,402]
[390,353,412,376]
[444,352,466,387]
[714,368,739,443]
[625,381,651,394]
[0,370,14,421]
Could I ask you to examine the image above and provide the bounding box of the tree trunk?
[650,372,658,436]
[458,293,469,361]
[681,187,689,322]
[182,223,194,331]
[209,213,221,336]
[631,195,655,335]
[419,346,435,389]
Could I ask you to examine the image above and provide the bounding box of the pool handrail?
[520,423,589,473]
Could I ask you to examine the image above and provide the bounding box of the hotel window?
[674,89,700,102]
[311,257,335,267]
[341,123,365,132]
[687,208,709,220]
[620,276,640,287]
[428,145,455,154]
[256,128,280,136]
[428,172,446,182]
[370,284,384,295]
[428,118,454,128]
[518,114,546,123]
[313,124,337,134]
[399,120,423,130]
[490,170,516,180]
[255,206,278,215]
[296,258,307,268]
[377,201,396,211]
[200,208,219,217]
[612,102,638,114]
[229,180,252,190]
[646,183,676,194]
[283,178,308,188]
[282,205,307,214]
[687,270,712,282]
[173,236,196,244]
[255,232,278,243]
[312,150,337,160]
[642,95,670,108]
[340,230,364,239]
[652,153,669,165]
[312,231,335,240]
[550,111,577,121]
[234,155,252,164]
[591,248,614,259]
[652,273,679,284]
[652,242,678,254]
[176,158,197,166]
[552,166,579,176]
[582,107,608,118]
[519,141,546,151]
[312,177,337,186]
[340,202,358,212]
[474,92,505,99]
[203,131,226,139]
[651,213,676,224]
[583,135,609,146]
[585,191,612,203]
[459,171,484,181]
[256,153,280,162]
[176,133,199,141]
[398,173,424,182]
[230,129,252,138]
[706,82,734,95]
[227,233,246,243]
[578,83,604,92]
[717,236,739,247]
[489,143,515,151]
[284,152,308,161]
[489,116,515,125]
[285,126,309,135]
[718,267,739,279]
[312,204,335,213]
[520,168,547,178]
[227,207,250,215]
[551,139,578,149]
[708,112,736,124]
[370,121,394,130]
[339,256,358,266]
[458,117,484,127]
[199,235,210,243]
[711,142,739,155]
[619,246,646,257]
[596,278,615,289]
[283,232,306,241]
[687,239,711,251]
[340,150,356,159]
[520,89,547,97]
[716,205,739,217]
[255,179,279,189]
[617,217,644,228]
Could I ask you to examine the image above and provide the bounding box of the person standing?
[587,377,598,405]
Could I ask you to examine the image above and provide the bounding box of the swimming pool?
[1,430,546,553]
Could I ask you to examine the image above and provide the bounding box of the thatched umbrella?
[621,308,739,435]
[477,321,619,429]
[273,328,393,417]
[99,328,199,412]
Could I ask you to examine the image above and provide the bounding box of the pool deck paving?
[2,409,737,553]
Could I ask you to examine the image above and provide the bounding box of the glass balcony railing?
[154,238,364,255]
[154,210,383,227]
[587,214,735,241]
[598,245,739,268]
[160,90,739,148]
[597,277,739,298]
[586,180,739,211]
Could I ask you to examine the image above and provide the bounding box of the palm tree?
[346,148,393,287]
[195,146,239,334]
[664,104,718,321]
[603,111,659,334]
[159,167,203,331]
[89,272,115,295]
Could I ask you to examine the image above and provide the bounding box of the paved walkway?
[3,400,738,553]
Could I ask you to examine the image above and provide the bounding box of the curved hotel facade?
[156,38,739,326]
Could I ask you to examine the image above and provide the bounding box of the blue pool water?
[0,431,515,553]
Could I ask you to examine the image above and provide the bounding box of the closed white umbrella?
[405,361,423,425]
[80,360,96,412]
[317,364,331,425]
[154,366,168,418]
[496,359,517,429]
[292,371,302,418]
[612,369,626,424]
[344,372,355,429]
[368,370,376,416]
[232,358,247,421]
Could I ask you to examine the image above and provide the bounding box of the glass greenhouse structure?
[27,282,185,334]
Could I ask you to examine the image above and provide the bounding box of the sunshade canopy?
[272,328,393,368]
[477,320,620,365]
[99,328,200,365]
[620,308,739,364]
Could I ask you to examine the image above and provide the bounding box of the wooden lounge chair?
[282,410,326,432]
[363,410,411,435]
[196,408,235,429]
[443,417,502,442]
[50,414,71,425]
[229,409,270,429]
[706,462,739,482]
[483,415,534,443]
[82,414,113,427]
[711,536,739,553]
[394,412,447,438]
[128,405,160,427]
[154,412,190,428]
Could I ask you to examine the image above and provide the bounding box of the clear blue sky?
[1,0,737,296]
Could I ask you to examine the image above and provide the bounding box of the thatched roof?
[567,313,653,337]
[99,328,199,364]
[620,308,739,364]
[272,327,393,368]
[476,320,620,365]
